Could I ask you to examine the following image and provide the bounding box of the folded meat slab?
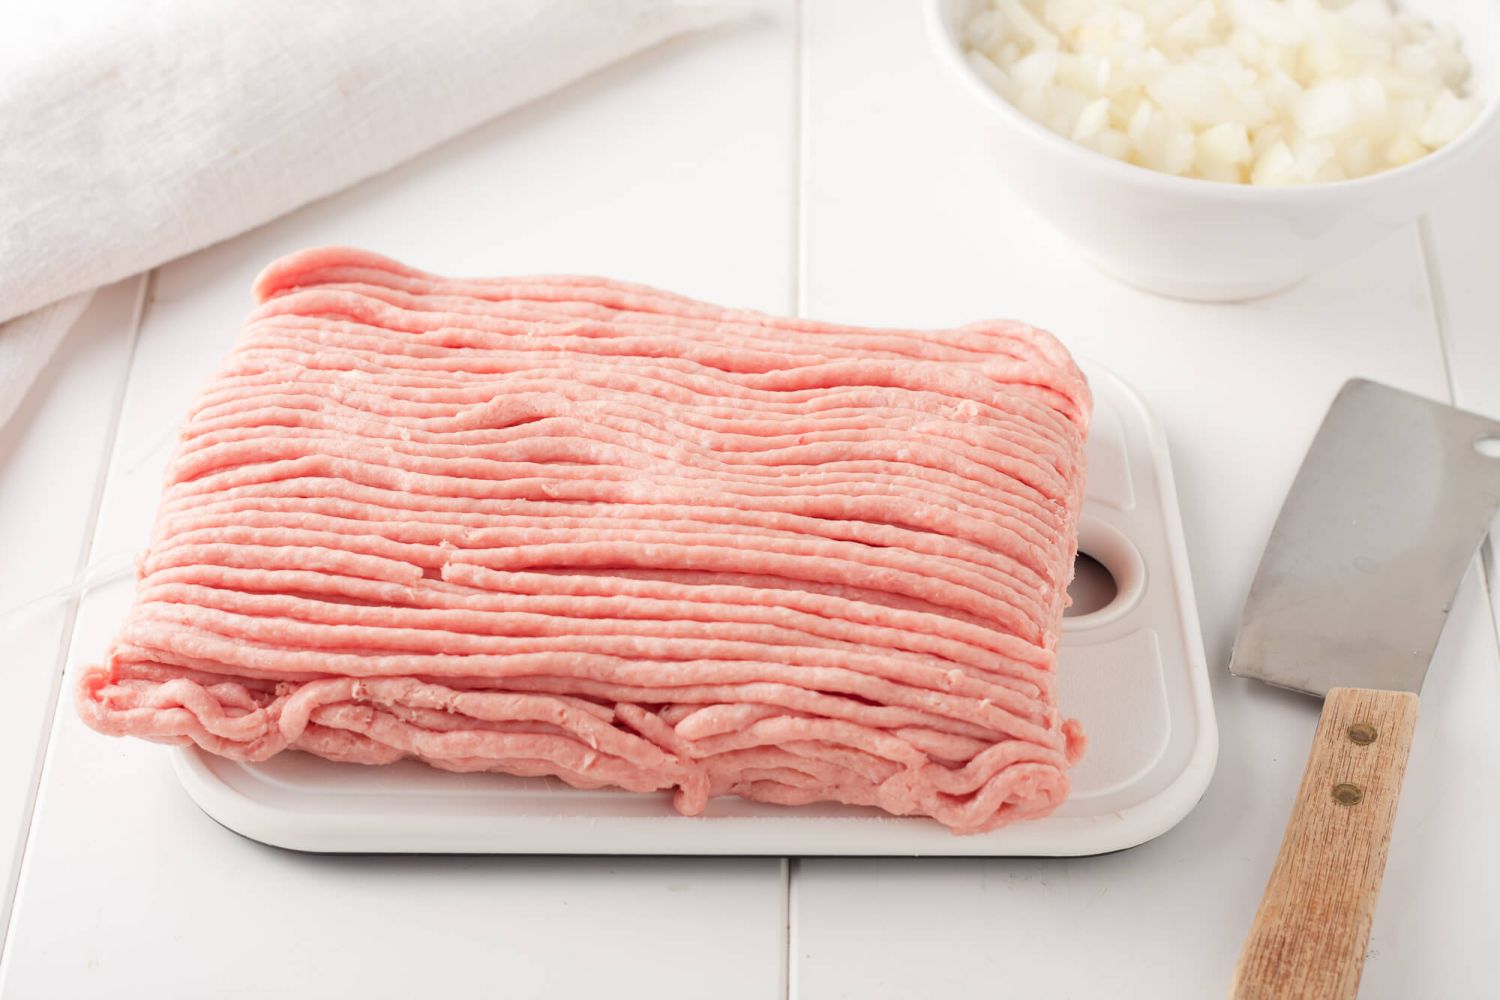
[77,247,1091,834]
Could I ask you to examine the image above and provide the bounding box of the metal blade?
[1230,379,1500,698]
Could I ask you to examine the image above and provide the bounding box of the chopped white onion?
[961,0,1483,184]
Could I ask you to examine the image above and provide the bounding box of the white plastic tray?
[175,362,1217,856]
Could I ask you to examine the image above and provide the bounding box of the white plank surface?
[1422,130,1500,422]
[1419,130,1500,616]
[791,2,1500,998]
[0,10,796,998]
[0,280,142,945]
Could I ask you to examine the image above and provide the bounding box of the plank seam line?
[792,0,809,322]
[1416,217,1459,408]
[784,857,801,1000]
[1415,216,1500,660]
[0,270,154,964]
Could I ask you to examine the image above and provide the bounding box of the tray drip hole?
[1063,518,1146,630]
[1066,554,1117,617]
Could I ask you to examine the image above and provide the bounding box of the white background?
[1,3,1497,996]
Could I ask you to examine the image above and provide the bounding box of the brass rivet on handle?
[1348,722,1377,746]
[1332,783,1364,806]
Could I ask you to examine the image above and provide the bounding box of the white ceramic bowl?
[927,0,1500,301]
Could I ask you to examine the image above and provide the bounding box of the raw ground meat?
[76,247,1091,834]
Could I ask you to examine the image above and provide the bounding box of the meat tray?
[173,361,1217,856]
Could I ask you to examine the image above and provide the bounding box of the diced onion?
[962,0,1483,184]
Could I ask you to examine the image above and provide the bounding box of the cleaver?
[1228,379,1500,999]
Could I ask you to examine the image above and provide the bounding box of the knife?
[1227,379,1500,1000]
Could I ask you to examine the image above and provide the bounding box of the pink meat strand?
[77,246,1091,835]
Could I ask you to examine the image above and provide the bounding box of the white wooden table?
[2,4,1497,996]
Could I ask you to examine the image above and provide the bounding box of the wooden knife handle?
[1230,687,1418,1000]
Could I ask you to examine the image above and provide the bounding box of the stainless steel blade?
[1230,379,1500,697]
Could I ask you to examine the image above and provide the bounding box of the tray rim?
[172,360,1219,856]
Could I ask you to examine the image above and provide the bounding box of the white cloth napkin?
[0,293,94,429]
[0,0,734,428]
